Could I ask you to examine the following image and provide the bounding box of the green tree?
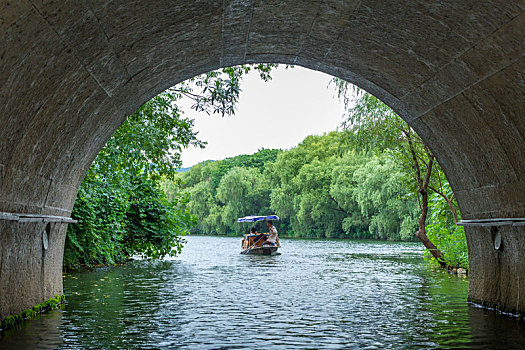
[352,155,419,240]
[216,167,271,234]
[426,180,467,268]
[186,180,216,233]
[171,148,280,234]
[65,65,276,269]
[293,159,351,237]
[64,175,128,268]
[123,173,195,259]
[65,91,200,268]
[333,79,462,267]
[330,151,374,238]
[268,132,350,236]
[180,131,425,241]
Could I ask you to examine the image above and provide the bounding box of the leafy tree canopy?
[65,64,277,269]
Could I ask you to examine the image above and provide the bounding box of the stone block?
[0,0,32,35]
[308,0,360,42]
[467,225,525,313]
[461,11,525,77]
[0,220,66,321]
[463,61,525,180]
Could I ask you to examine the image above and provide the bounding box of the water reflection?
[1,236,524,349]
[0,307,64,349]
[467,305,525,349]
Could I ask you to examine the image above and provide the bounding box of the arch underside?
[0,0,524,318]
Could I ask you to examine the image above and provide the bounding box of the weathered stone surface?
[0,0,524,319]
[466,225,525,313]
[0,221,66,320]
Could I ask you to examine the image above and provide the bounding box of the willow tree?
[333,80,460,267]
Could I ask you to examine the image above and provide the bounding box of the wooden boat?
[241,234,280,255]
[238,215,280,255]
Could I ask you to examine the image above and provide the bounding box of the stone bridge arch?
[0,1,524,320]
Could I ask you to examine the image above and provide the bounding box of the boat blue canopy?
[237,215,280,223]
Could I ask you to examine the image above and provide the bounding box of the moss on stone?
[0,295,66,332]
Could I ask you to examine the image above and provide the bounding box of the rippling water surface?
[2,236,525,349]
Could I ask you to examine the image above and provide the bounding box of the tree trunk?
[404,130,447,268]
[416,188,447,268]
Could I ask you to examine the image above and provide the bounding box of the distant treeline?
[167,132,423,240]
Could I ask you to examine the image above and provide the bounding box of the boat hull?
[241,246,279,255]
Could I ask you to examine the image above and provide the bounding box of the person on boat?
[266,220,278,245]
[251,227,268,245]
[243,227,259,248]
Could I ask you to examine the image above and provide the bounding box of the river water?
[1,236,525,349]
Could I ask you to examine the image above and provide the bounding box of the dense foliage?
[177,149,279,234]
[64,92,199,269]
[64,64,276,269]
[333,80,466,269]
[172,81,468,270]
[174,132,420,240]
